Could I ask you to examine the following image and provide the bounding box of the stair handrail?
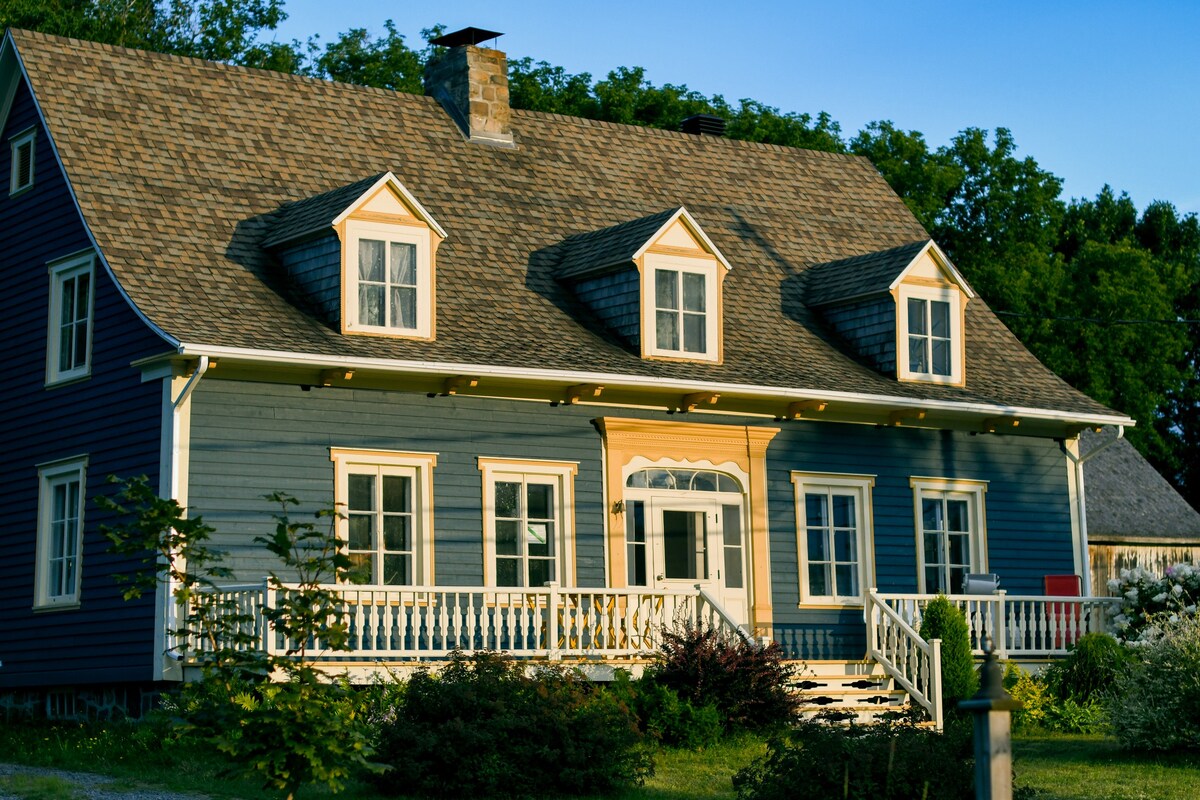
[696,585,755,643]
[866,588,944,730]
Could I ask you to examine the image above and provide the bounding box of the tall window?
[344,220,432,338]
[792,473,875,605]
[9,127,35,195]
[898,285,962,384]
[479,458,577,588]
[643,253,720,362]
[46,252,95,385]
[911,477,987,594]
[332,449,436,585]
[35,456,88,609]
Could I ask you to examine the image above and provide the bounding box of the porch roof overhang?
[133,344,1135,440]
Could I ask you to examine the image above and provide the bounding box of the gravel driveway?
[0,763,209,800]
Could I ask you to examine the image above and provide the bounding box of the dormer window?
[901,287,960,381]
[555,206,729,364]
[9,127,36,196]
[262,172,445,341]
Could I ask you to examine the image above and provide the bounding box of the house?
[1081,428,1200,595]
[0,26,1131,723]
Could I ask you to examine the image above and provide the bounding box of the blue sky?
[274,1,1200,216]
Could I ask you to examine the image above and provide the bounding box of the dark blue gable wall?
[0,80,168,689]
[187,379,1075,660]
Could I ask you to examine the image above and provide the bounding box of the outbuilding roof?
[1082,430,1200,542]
[4,29,1122,418]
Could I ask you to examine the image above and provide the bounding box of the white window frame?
[642,253,720,362]
[478,458,577,587]
[897,284,962,384]
[45,251,96,386]
[791,472,875,606]
[9,126,36,196]
[331,448,437,585]
[343,219,433,338]
[34,455,88,610]
[911,477,988,594]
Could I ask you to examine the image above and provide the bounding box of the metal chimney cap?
[429,27,504,48]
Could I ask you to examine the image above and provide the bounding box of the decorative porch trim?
[593,417,779,636]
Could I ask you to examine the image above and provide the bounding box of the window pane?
[809,564,828,596]
[932,339,951,376]
[61,277,76,324]
[682,312,706,353]
[390,242,417,286]
[946,500,969,532]
[383,515,409,551]
[907,298,927,335]
[682,272,706,312]
[496,520,520,555]
[626,500,645,544]
[382,475,410,513]
[807,529,827,561]
[656,310,679,350]
[722,505,742,547]
[383,554,410,585]
[834,529,856,562]
[526,484,552,519]
[923,533,941,564]
[348,474,375,512]
[348,553,373,584]
[832,495,854,528]
[689,471,716,491]
[528,558,552,587]
[835,564,857,597]
[627,543,647,585]
[496,558,520,587]
[76,273,90,321]
[805,494,828,528]
[948,533,969,566]
[347,515,372,550]
[72,321,88,370]
[655,269,678,310]
[359,239,385,281]
[950,567,968,593]
[930,301,950,337]
[926,566,943,594]
[359,284,384,326]
[526,521,552,557]
[724,548,744,589]
[59,326,74,372]
[922,499,942,531]
[662,510,700,580]
[391,286,416,329]
[909,335,928,373]
[717,474,740,492]
[495,482,520,518]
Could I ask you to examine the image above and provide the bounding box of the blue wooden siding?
[822,297,896,375]
[0,79,168,689]
[571,269,640,347]
[187,380,1075,661]
[278,235,340,323]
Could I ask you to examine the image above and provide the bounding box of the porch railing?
[187,580,742,662]
[874,591,1121,659]
[866,589,943,730]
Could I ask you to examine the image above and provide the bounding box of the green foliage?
[646,623,799,733]
[1109,614,1200,752]
[0,774,83,800]
[371,650,651,798]
[608,670,723,749]
[732,717,975,800]
[308,20,439,92]
[918,596,979,708]
[1044,633,1133,703]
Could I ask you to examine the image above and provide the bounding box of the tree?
[309,19,437,93]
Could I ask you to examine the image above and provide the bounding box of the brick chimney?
[424,27,515,148]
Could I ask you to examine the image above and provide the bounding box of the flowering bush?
[1108,613,1200,752]
[1107,563,1200,642]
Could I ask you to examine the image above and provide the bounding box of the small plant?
[0,775,83,800]
[372,651,651,798]
[733,716,974,800]
[609,670,723,749]
[1043,632,1132,703]
[645,622,798,732]
[918,595,979,708]
[1109,613,1200,752]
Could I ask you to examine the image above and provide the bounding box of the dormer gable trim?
[633,206,732,274]
[887,240,974,299]
[331,172,448,239]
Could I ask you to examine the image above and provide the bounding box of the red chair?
[1044,574,1083,649]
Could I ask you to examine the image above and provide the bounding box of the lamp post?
[959,635,1022,800]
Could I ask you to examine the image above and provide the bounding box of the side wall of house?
[186,380,1075,661]
[0,79,167,689]
[820,298,897,375]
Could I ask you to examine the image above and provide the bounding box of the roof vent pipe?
[681,114,727,136]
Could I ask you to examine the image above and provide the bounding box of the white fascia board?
[888,240,976,299]
[631,206,733,272]
[174,341,1136,428]
[331,171,448,239]
[5,33,179,351]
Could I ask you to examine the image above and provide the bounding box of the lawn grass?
[1014,734,1200,800]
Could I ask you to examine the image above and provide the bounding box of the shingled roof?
[803,240,931,306]
[554,208,681,281]
[4,29,1125,418]
[1082,430,1200,542]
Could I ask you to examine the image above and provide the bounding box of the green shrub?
[918,596,979,708]
[646,623,798,732]
[1108,563,1200,642]
[372,651,651,798]
[1110,614,1200,752]
[1044,632,1132,703]
[1005,664,1055,731]
[609,671,722,749]
[732,717,974,800]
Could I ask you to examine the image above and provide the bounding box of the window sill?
[44,372,92,390]
[796,600,865,610]
[33,601,81,613]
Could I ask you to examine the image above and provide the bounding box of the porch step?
[788,660,917,726]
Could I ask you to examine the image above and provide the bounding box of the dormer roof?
[804,240,974,307]
[555,207,730,281]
